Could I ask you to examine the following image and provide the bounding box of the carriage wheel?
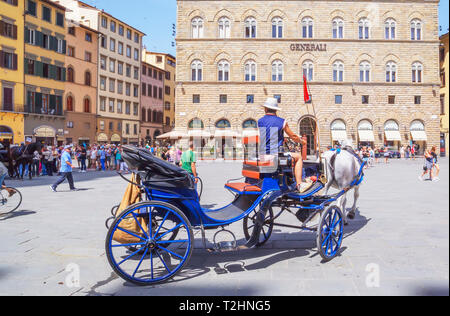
[317,206,344,262]
[106,201,193,286]
[243,206,274,247]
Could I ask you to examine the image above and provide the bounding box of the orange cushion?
[244,160,274,167]
[225,183,262,192]
[242,169,260,180]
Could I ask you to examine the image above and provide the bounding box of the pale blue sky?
[84,0,450,56]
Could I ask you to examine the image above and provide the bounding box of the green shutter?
[25,27,30,43]
[24,58,28,74]
[35,93,42,113]
[35,31,42,47]
[37,61,43,77]
[62,40,66,54]
[62,68,66,81]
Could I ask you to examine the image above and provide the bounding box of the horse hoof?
[348,212,356,220]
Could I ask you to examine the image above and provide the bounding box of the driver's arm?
[284,123,305,145]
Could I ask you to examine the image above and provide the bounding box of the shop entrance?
[299,117,317,156]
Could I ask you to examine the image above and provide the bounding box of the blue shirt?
[258,115,286,155]
[99,150,106,159]
[60,151,72,173]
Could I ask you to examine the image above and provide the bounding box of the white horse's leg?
[338,193,348,225]
[348,186,360,219]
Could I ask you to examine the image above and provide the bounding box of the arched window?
[385,19,396,40]
[218,60,230,82]
[386,61,397,83]
[272,17,283,38]
[359,61,371,82]
[191,60,203,81]
[410,120,425,131]
[245,17,257,38]
[331,119,346,131]
[303,60,314,81]
[188,118,204,129]
[83,97,90,113]
[384,120,399,131]
[333,61,344,82]
[412,62,423,83]
[272,60,283,82]
[191,17,204,39]
[243,119,257,129]
[244,60,257,82]
[216,119,231,129]
[84,71,91,86]
[332,18,344,39]
[411,19,422,40]
[358,18,370,39]
[218,17,231,38]
[67,67,74,83]
[358,120,373,131]
[66,95,73,112]
[302,17,313,38]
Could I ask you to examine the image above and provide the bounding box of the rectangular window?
[85,32,92,42]
[27,0,37,16]
[414,96,421,105]
[126,83,131,96]
[274,95,281,103]
[127,29,132,40]
[247,95,254,104]
[68,46,75,57]
[110,38,115,52]
[56,12,64,27]
[134,67,139,80]
[142,83,146,96]
[109,99,115,112]
[220,94,227,103]
[165,86,171,95]
[126,64,131,77]
[68,27,75,36]
[109,79,115,92]
[118,62,123,75]
[118,42,123,55]
[2,87,13,111]
[133,85,139,97]
[335,95,343,104]
[100,97,106,111]
[388,96,395,104]
[42,6,51,23]
[148,84,152,97]
[101,35,107,49]
[25,28,36,44]
[100,76,106,90]
[0,21,17,39]
[158,87,163,100]
[85,51,92,62]
[441,95,445,115]
[133,103,138,116]
[119,25,124,36]
[117,100,123,113]
[193,94,200,103]
[110,21,116,33]
[126,46,131,58]
[134,49,139,61]
[362,95,369,104]
[101,17,107,28]
[100,55,106,70]
[109,59,115,73]
[125,102,131,115]
[134,33,139,43]
[117,81,123,94]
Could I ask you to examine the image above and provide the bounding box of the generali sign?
[290,43,327,52]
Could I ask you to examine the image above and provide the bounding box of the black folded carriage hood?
[122,145,194,189]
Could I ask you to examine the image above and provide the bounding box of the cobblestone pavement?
[0,158,448,296]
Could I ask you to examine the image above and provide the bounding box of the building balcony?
[1,104,64,117]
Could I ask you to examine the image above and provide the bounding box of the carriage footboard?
[203,194,259,222]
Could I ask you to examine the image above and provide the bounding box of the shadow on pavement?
[0,210,36,221]
[415,286,449,296]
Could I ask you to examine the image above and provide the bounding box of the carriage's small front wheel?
[317,206,344,261]
[106,201,193,286]
[0,187,22,216]
[243,206,274,247]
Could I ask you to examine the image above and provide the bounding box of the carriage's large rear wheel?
[106,201,193,285]
[317,206,344,261]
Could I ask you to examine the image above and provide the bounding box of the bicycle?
[0,187,23,216]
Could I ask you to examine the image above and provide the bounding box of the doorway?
[299,117,317,156]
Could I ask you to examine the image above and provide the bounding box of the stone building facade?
[175,0,441,156]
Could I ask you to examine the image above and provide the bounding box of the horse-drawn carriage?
[105,141,365,286]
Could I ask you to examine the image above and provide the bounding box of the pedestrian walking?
[431,146,440,181]
[181,142,198,188]
[419,148,434,181]
[79,146,87,172]
[51,145,77,192]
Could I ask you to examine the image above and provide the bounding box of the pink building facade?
[140,62,165,146]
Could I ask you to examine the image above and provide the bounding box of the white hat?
[262,97,281,111]
[25,137,32,143]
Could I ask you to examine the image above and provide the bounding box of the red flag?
[303,75,312,104]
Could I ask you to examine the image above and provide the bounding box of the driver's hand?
[194,178,199,184]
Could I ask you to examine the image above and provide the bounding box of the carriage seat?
[225,182,262,194]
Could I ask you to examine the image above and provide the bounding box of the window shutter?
[25,27,30,43]
[36,31,42,47]
[13,25,17,39]
[62,40,67,54]
[13,53,17,70]
[37,61,43,77]
[0,21,4,37]
[0,51,3,68]
[62,68,66,81]
[50,64,56,79]
[50,95,56,109]
[35,93,42,109]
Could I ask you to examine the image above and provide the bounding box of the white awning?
[358,130,375,142]
[242,129,259,137]
[331,130,348,142]
[411,130,427,141]
[111,134,121,142]
[188,130,211,138]
[385,131,401,141]
[97,133,108,142]
[156,131,187,139]
[214,130,240,138]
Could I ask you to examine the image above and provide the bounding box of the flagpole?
[303,76,322,161]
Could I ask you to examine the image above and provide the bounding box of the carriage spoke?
[112,242,146,248]
[150,251,154,280]
[156,250,172,273]
[153,211,170,239]
[117,246,145,266]
[156,239,188,244]
[132,247,149,278]
[131,213,148,239]
[158,245,184,260]
[147,207,153,239]
[116,227,147,242]
[156,223,183,241]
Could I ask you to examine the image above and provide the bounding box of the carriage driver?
[258,97,308,193]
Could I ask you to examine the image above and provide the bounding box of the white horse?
[321,140,363,225]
